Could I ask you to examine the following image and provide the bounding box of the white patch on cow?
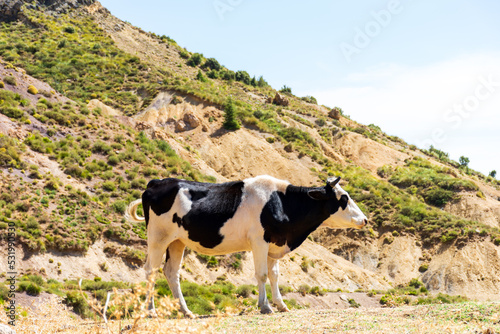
[211,175,289,255]
[322,184,367,229]
[147,188,193,246]
[154,175,289,256]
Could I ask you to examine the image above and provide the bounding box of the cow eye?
[339,195,348,210]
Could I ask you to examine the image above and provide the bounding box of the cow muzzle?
[355,218,368,229]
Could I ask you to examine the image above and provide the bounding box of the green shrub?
[186,53,203,67]
[418,264,429,272]
[112,200,127,214]
[28,85,38,95]
[280,85,292,94]
[408,278,423,289]
[223,98,240,130]
[92,141,112,154]
[26,283,42,296]
[0,106,23,119]
[310,286,326,296]
[348,298,360,308]
[441,230,460,243]
[4,76,16,86]
[203,58,221,71]
[107,154,120,165]
[422,187,455,207]
[297,284,310,296]
[196,70,207,82]
[301,95,317,104]
[64,291,92,318]
[102,181,116,192]
[64,26,75,33]
[235,284,254,298]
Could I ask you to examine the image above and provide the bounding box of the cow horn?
[327,177,341,187]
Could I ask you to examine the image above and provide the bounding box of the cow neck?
[281,185,333,250]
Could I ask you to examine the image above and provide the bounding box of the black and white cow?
[125,175,367,317]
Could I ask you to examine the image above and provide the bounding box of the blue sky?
[99,0,500,175]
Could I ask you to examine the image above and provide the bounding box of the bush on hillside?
[4,76,16,86]
[203,58,221,71]
[28,85,38,94]
[223,98,240,130]
[187,53,203,67]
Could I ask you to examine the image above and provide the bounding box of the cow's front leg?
[267,257,289,312]
[252,241,273,314]
[163,240,194,318]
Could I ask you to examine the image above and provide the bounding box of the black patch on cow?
[339,194,349,210]
[178,181,244,248]
[260,185,344,251]
[142,178,181,227]
[142,178,244,249]
[173,213,182,227]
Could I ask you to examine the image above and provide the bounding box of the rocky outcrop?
[328,107,341,120]
[183,112,200,129]
[175,120,188,132]
[267,92,289,107]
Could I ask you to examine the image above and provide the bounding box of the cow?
[125,175,367,317]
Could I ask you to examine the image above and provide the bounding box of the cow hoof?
[183,311,195,319]
[146,310,158,318]
[277,306,290,312]
[260,305,274,314]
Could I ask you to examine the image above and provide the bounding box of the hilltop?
[0,0,500,323]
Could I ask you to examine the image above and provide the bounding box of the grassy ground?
[8,300,499,333]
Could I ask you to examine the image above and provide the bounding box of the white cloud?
[309,53,500,174]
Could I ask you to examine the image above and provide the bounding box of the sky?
[98,0,500,176]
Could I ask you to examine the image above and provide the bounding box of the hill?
[0,0,500,324]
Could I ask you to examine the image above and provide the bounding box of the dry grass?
[214,303,500,333]
[0,278,227,333]
[3,290,499,334]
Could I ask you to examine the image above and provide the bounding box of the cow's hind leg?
[163,240,194,318]
[144,242,170,316]
[267,258,289,312]
[252,241,273,314]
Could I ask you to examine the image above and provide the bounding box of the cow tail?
[124,199,145,223]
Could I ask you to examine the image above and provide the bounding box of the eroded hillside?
[0,0,500,306]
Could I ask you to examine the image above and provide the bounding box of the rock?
[0,324,16,334]
[135,121,152,131]
[329,107,341,120]
[270,93,289,107]
[183,112,200,129]
[339,294,348,302]
[153,128,169,141]
[175,120,187,132]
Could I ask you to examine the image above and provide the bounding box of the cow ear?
[327,177,341,188]
[308,189,328,200]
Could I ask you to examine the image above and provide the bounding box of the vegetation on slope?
[0,2,498,261]
[0,79,214,253]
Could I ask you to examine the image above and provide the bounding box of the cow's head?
[308,177,368,229]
